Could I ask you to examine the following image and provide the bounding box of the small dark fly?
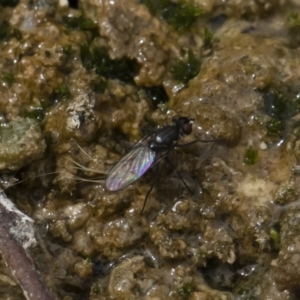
[105,115,196,212]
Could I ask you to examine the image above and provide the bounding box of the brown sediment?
[1,0,300,299]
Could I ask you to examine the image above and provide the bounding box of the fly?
[105,115,196,213]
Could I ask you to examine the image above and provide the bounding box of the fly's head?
[172,115,194,136]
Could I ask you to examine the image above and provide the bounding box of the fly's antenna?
[73,141,94,161]
[64,155,106,176]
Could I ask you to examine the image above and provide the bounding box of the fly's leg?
[140,164,160,214]
[176,138,218,148]
[164,156,193,194]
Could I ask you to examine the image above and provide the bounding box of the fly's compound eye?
[174,116,193,136]
[181,121,193,135]
[172,115,181,125]
[177,117,193,135]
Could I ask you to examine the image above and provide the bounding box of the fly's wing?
[105,136,156,191]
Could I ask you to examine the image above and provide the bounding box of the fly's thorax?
[149,125,179,151]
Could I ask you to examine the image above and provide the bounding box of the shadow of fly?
[106,115,207,213]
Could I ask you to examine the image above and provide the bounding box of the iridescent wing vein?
[105,136,156,191]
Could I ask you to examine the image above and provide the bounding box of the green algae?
[170,49,201,83]
[0,21,22,41]
[140,0,203,33]
[179,281,194,298]
[2,72,15,87]
[80,43,137,83]
[62,14,97,31]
